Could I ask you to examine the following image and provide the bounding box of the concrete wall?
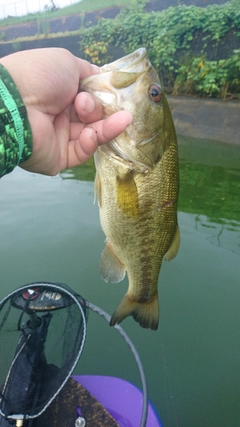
[168,96,240,144]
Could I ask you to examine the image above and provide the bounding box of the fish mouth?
[101,47,148,73]
[80,48,150,111]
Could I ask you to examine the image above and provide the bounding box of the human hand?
[0,48,132,175]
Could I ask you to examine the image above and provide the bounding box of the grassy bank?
[0,0,129,27]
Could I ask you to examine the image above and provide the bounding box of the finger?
[67,127,99,167]
[87,111,132,144]
[67,111,132,168]
[75,57,100,79]
[73,92,103,124]
[69,110,132,142]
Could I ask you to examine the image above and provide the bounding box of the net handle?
[88,302,148,427]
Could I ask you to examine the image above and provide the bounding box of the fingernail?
[80,93,95,113]
[91,64,100,74]
[126,111,133,124]
[119,111,132,125]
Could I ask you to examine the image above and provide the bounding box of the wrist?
[0,64,32,177]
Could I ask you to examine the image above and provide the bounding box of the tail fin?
[110,293,159,330]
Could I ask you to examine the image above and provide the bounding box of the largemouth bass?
[80,48,180,330]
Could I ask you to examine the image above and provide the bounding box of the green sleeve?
[0,64,32,178]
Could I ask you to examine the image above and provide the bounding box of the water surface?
[0,136,239,427]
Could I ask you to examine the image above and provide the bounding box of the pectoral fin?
[164,224,180,261]
[100,242,126,283]
[116,172,139,218]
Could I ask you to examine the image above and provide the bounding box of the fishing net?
[0,282,88,425]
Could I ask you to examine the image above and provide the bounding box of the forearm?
[0,64,32,177]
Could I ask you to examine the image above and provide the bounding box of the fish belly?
[94,145,178,330]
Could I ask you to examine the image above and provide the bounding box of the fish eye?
[148,85,162,102]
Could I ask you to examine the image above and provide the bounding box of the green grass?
[0,0,132,27]
[74,0,132,12]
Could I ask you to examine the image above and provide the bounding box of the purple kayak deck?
[73,375,162,427]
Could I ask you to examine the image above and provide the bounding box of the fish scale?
[80,48,180,330]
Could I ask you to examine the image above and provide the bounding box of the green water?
[0,135,240,427]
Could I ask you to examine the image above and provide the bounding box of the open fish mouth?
[80,48,151,115]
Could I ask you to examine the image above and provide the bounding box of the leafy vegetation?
[0,0,239,98]
[173,50,240,98]
[79,0,240,99]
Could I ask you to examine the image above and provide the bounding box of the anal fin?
[100,242,126,283]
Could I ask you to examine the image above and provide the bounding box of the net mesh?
[0,282,88,421]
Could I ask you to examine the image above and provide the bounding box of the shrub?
[79,0,240,98]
